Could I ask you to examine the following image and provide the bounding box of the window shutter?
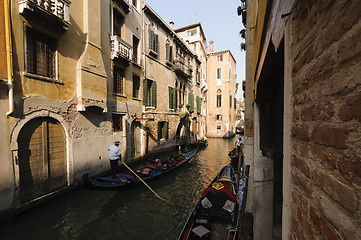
[148,30,152,50]
[166,43,169,61]
[173,88,176,110]
[164,122,168,139]
[196,96,201,114]
[168,86,172,110]
[155,34,159,53]
[169,46,173,62]
[191,93,194,112]
[151,81,157,108]
[157,122,161,140]
[144,79,148,106]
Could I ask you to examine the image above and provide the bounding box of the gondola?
[228,147,239,162]
[84,147,198,190]
[178,164,244,240]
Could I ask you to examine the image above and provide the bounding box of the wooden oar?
[120,161,171,204]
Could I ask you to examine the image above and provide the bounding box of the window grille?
[26,28,56,79]
[114,67,125,95]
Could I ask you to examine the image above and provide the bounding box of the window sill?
[145,106,155,110]
[113,93,127,98]
[132,97,141,101]
[23,72,63,84]
[149,49,158,57]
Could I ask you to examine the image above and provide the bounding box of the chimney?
[209,40,214,53]
[169,21,174,30]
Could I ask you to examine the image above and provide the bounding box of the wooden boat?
[178,164,243,240]
[197,138,208,147]
[228,148,239,162]
[84,147,197,190]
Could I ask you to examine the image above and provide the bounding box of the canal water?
[0,137,239,240]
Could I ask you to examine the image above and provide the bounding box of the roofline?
[142,3,197,58]
[174,22,206,41]
[207,49,237,63]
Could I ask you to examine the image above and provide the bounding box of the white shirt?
[108,145,121,160]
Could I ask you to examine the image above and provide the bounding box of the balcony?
[174,60,191,79]
[111,35,132,62]
[114,0,131,13]
[19,0,71,30]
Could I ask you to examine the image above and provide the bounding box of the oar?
[120,161,171,204]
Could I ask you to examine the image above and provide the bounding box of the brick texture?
[311,126,349,149]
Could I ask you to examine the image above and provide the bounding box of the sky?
[144,0,246,100]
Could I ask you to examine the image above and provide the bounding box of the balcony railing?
[174,60,191,78]
[115,0,131,13]
[111,35,132,61]
[19,0,71,29]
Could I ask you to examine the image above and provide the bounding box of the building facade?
[206,42,237,138]
[0,0,147,218]
[142,3,199,152]
[242,0,361,239]
[175,23,208,140]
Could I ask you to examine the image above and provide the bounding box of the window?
[196,96,201,114]
[113,10,124,37]
[230,95,232,108]
[188,93,194,112]
[165,40,173,63]
[158,121,168,140]
[133,35,139,63]
[132,0,137,8]
[216,89,222,108]
[229,115,232,121]
[216,114,222,121]
[168,86,176,110]
[114,67,125,95]
[216,68,222,79]
[187,29,196,37]
[26,27,56,79]
[149,29,159,54]
[133,75,140,98]
[217,54,223,61]
[229,68,231,79]
[196,68,200,84]
[112,114,123,132]
[217,125,222,130]
[145,79,157,107]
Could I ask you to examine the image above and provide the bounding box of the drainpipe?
[4,0,14,116]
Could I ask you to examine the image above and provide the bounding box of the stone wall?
[290,1,361,239]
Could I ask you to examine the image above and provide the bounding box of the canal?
[0,137,239,240]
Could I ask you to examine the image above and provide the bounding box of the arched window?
[216,89,222,108]
[216,68,222,79]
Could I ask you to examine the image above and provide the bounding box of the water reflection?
[0,137,237,240]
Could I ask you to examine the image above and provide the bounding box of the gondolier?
[108,141,122,179]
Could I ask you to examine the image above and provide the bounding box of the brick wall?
[290,0,361,239]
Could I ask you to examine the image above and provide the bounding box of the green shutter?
[190,93,194,112]
[172,88,176,110]
[151,81,157,108]
[144,79,148,106]
[164,122,168,139]
[196,96,201,114]
[168,86,172,110]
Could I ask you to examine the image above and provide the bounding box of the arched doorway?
[176,117,190,145]
[17,117,66,203]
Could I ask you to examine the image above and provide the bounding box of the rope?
[121,161,171,204]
